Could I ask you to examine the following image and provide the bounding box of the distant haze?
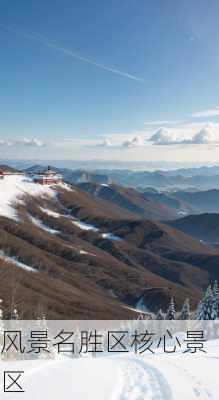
[1,159,219,172]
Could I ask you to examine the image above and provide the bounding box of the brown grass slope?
[0,183,218,318]
[168,213,219,243]
[77,182,177,220]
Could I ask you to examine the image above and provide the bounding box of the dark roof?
[42,166,57,176]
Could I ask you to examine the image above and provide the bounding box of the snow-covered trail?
[111,357,172,400]
[0,354,216,400]
[110,354,217,400]
[0,340,218,399]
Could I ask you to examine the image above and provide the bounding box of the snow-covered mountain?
[0,174,61,220]
[0,169,219,319]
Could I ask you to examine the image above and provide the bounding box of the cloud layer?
[149,123,219,145]
[192,107,219,118]
[144,120,182,126]
[149,128,178,145]
[122,136,144,148]
[190,123,217,144]
[0,138,45,147]
[98,139,112,147]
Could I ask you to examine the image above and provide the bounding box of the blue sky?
[1,0,219,163]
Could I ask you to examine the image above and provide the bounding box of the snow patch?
[40,207,60,218]
[29,215,60,235]
[58,182,74,191]
[0,250,36,273]
[101,233,121,241]
[0,175,56,220]
[177,210,188,216]
[123,305,150,315]
[79,249,96,256]
[72,220,99,232]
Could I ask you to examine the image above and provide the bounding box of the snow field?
[0,250,36,273]
[0,175,56,220]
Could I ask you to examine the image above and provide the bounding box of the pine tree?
[212,280,219,319]
[196,285,213,320]
[0,299,4,321]
[166,298,176,320]
[196,283,219,320]
[212,280,219,296]
[212,301,219,320]
[0,300,4,354]
[155,309,165,320]
[40,313,54,359]
[195,300,203,319]
[137,313,147,320]
[11,308,18,320]
[73,326,81,358]
[179,298,190,320]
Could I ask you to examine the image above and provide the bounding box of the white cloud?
[149,123,219,145]
[89,134,146,149]
[122,136,144,148]
[149,128,179,145]
[15,138,45,147]
[192,107,219,118]
[0,140,12,146]
[0,137,45,147]
[98,139,112,147]
[144,120,182,126]
[190,123,219,144]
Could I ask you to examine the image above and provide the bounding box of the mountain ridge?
[0,168,218,318]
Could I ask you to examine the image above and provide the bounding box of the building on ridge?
[33,166,62,185]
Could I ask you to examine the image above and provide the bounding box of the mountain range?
[25,164,219,190]
[0,165,219,319]
[168,213,219,245]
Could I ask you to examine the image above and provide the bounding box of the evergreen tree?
[195,300,203,320]
[212,280,219,319]
[40,313,54,359]
[212,280,219,296]
[155,309,165,320]
[179,298,190,320]
[11,308,18,320]
[196,283,219,320]
[166,298,176,320]
[137,313,147,320]
[196,285,212,320]
[73,326,81,358]
[212,301,219,320]
[0,300,4,354]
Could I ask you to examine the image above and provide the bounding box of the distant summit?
[0,164,20,173]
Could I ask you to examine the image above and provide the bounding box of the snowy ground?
[0,175,57,220]
[39,207,60,218]
[101,233,122,241]
[0,175,123,244]
[0,339,218,399]
[29,215,60,235]
[0,250,36,273]
[72,219,99,232]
